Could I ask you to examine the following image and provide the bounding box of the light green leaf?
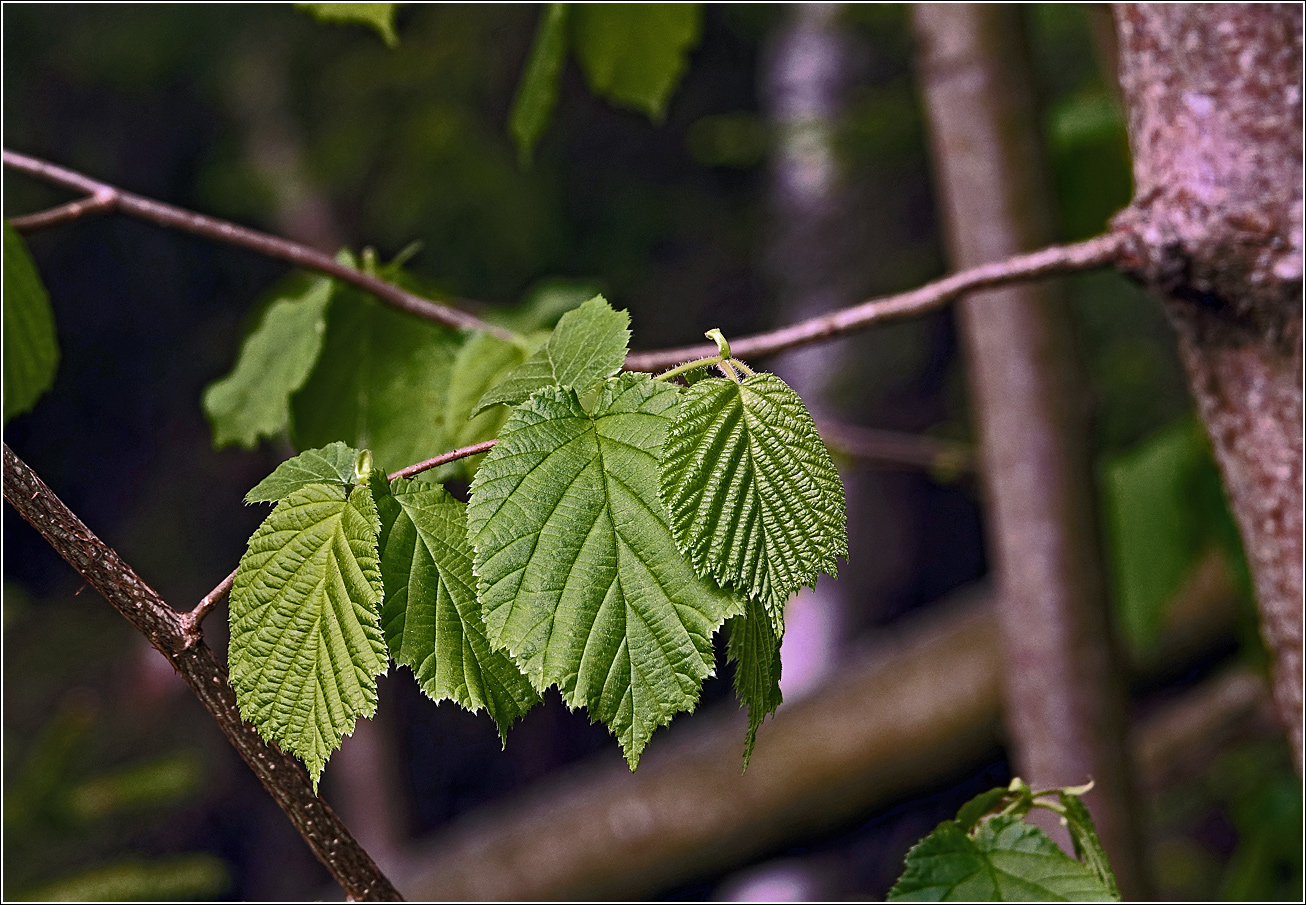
[295,3,401,47]
[660,372,847,632]
[572,4,702,121]
[889,815,1118,901]
[21,855,229,902]
[1059,791,1121,899]
[204,278,331,449]
[3,221,59,424]
[509,3,570,166]
[726,596,781,770]
[375,477,539,737]
[472,294,629,415]
[292,283,462,476]
[467,374,744,768]
[1102,416,1208,650]
[491,278,599,334]
[245,441,361,504]
[228,482,387,788]
[439,331,533,480]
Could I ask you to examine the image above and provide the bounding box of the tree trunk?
[913,5,1147,895]
[1111,2,1304,772]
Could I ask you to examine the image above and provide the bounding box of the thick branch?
[624,234,1125,370]
[914,4,1146,893]
[2,149,513,341]
[1112,1,1304,774]
[3,443,403,901]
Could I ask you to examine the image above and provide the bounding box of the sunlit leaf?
[472,294,629,415]
[228,482,387,788]
[245,441,360,504]
[295,3,401,47]
[572,4,702,121]
[467,374,744,767]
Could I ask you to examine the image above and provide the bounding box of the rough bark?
[2,444,403,902]
[1111,2,1304,774]
[913,5,1146,895]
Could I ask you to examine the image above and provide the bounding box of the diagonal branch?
[623,233,1126,371]
[2,149,514,341]
[3,443,403,902]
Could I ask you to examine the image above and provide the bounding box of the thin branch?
[2,149,514,341]
[3,443,403,902]
[183,566,237,635]
[817,420,974,474]
[623,233,1126,371]
[8,189,117,231]
[388,439,496,482]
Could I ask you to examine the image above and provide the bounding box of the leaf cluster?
[223,296,847,782]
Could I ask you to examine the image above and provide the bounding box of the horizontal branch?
[388,439,497,482]
[3,443,403,902]
[624,233,1127,371]
[2,149,514,341]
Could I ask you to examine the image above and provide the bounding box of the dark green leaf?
[571,3,702,121]
[3,221,59,424]
[889,815,1117,901]
[439,331,533,480]
[509,3,570,166]
[291,283,462,476]
[472,294,629,414]
[955,787,1008,833]
[204,277,332,449]
[467,374,744,768]
[245,442,361,504]
[726,596,782,770]
[376,477,539,737]
[228,482,387,788]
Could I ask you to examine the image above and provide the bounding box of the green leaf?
[375,477,539,738]
[204,278,332,449]
[228,482,387,788]
[467,374,744,768]
[295,3,401,47]
[660,372,847,632]
[292,282,462,476]
[3,221,59,424]
[1059,791,1121,899]
[726,596,782,770]
[472,294,630,415]
[571,4,702,121]
[955,787,1008,833]
[21,855,229,902]
[245,441,360,504]
[439,331,533,480]
[509,3,570,166]
[889,815,1118,901]
[1103,416,1210,650]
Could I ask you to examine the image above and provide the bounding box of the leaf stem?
[2,148,515,341]
[653,354,724,381]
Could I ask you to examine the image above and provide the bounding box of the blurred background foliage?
[3,3,1298,900]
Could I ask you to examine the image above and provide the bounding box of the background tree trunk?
[913,5,1147,896]
[1111,2,1304,772]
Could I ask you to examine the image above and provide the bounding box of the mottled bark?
[2,444,403,902]
[1111,2,1304,772]
[913,5,1146,895]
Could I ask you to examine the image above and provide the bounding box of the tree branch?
[2,149,514,341]
[623,233,1126,371]
[7,189,117,231]
[817,420,973,474]
[3,443,403,901]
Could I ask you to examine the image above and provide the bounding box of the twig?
[182,567,238,637]
[817,420,974,474]
[2,149,514,341]
[623,233,1126,371]
[8,189,118,231]
[388,439,497,481]
[2,443,403,901]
